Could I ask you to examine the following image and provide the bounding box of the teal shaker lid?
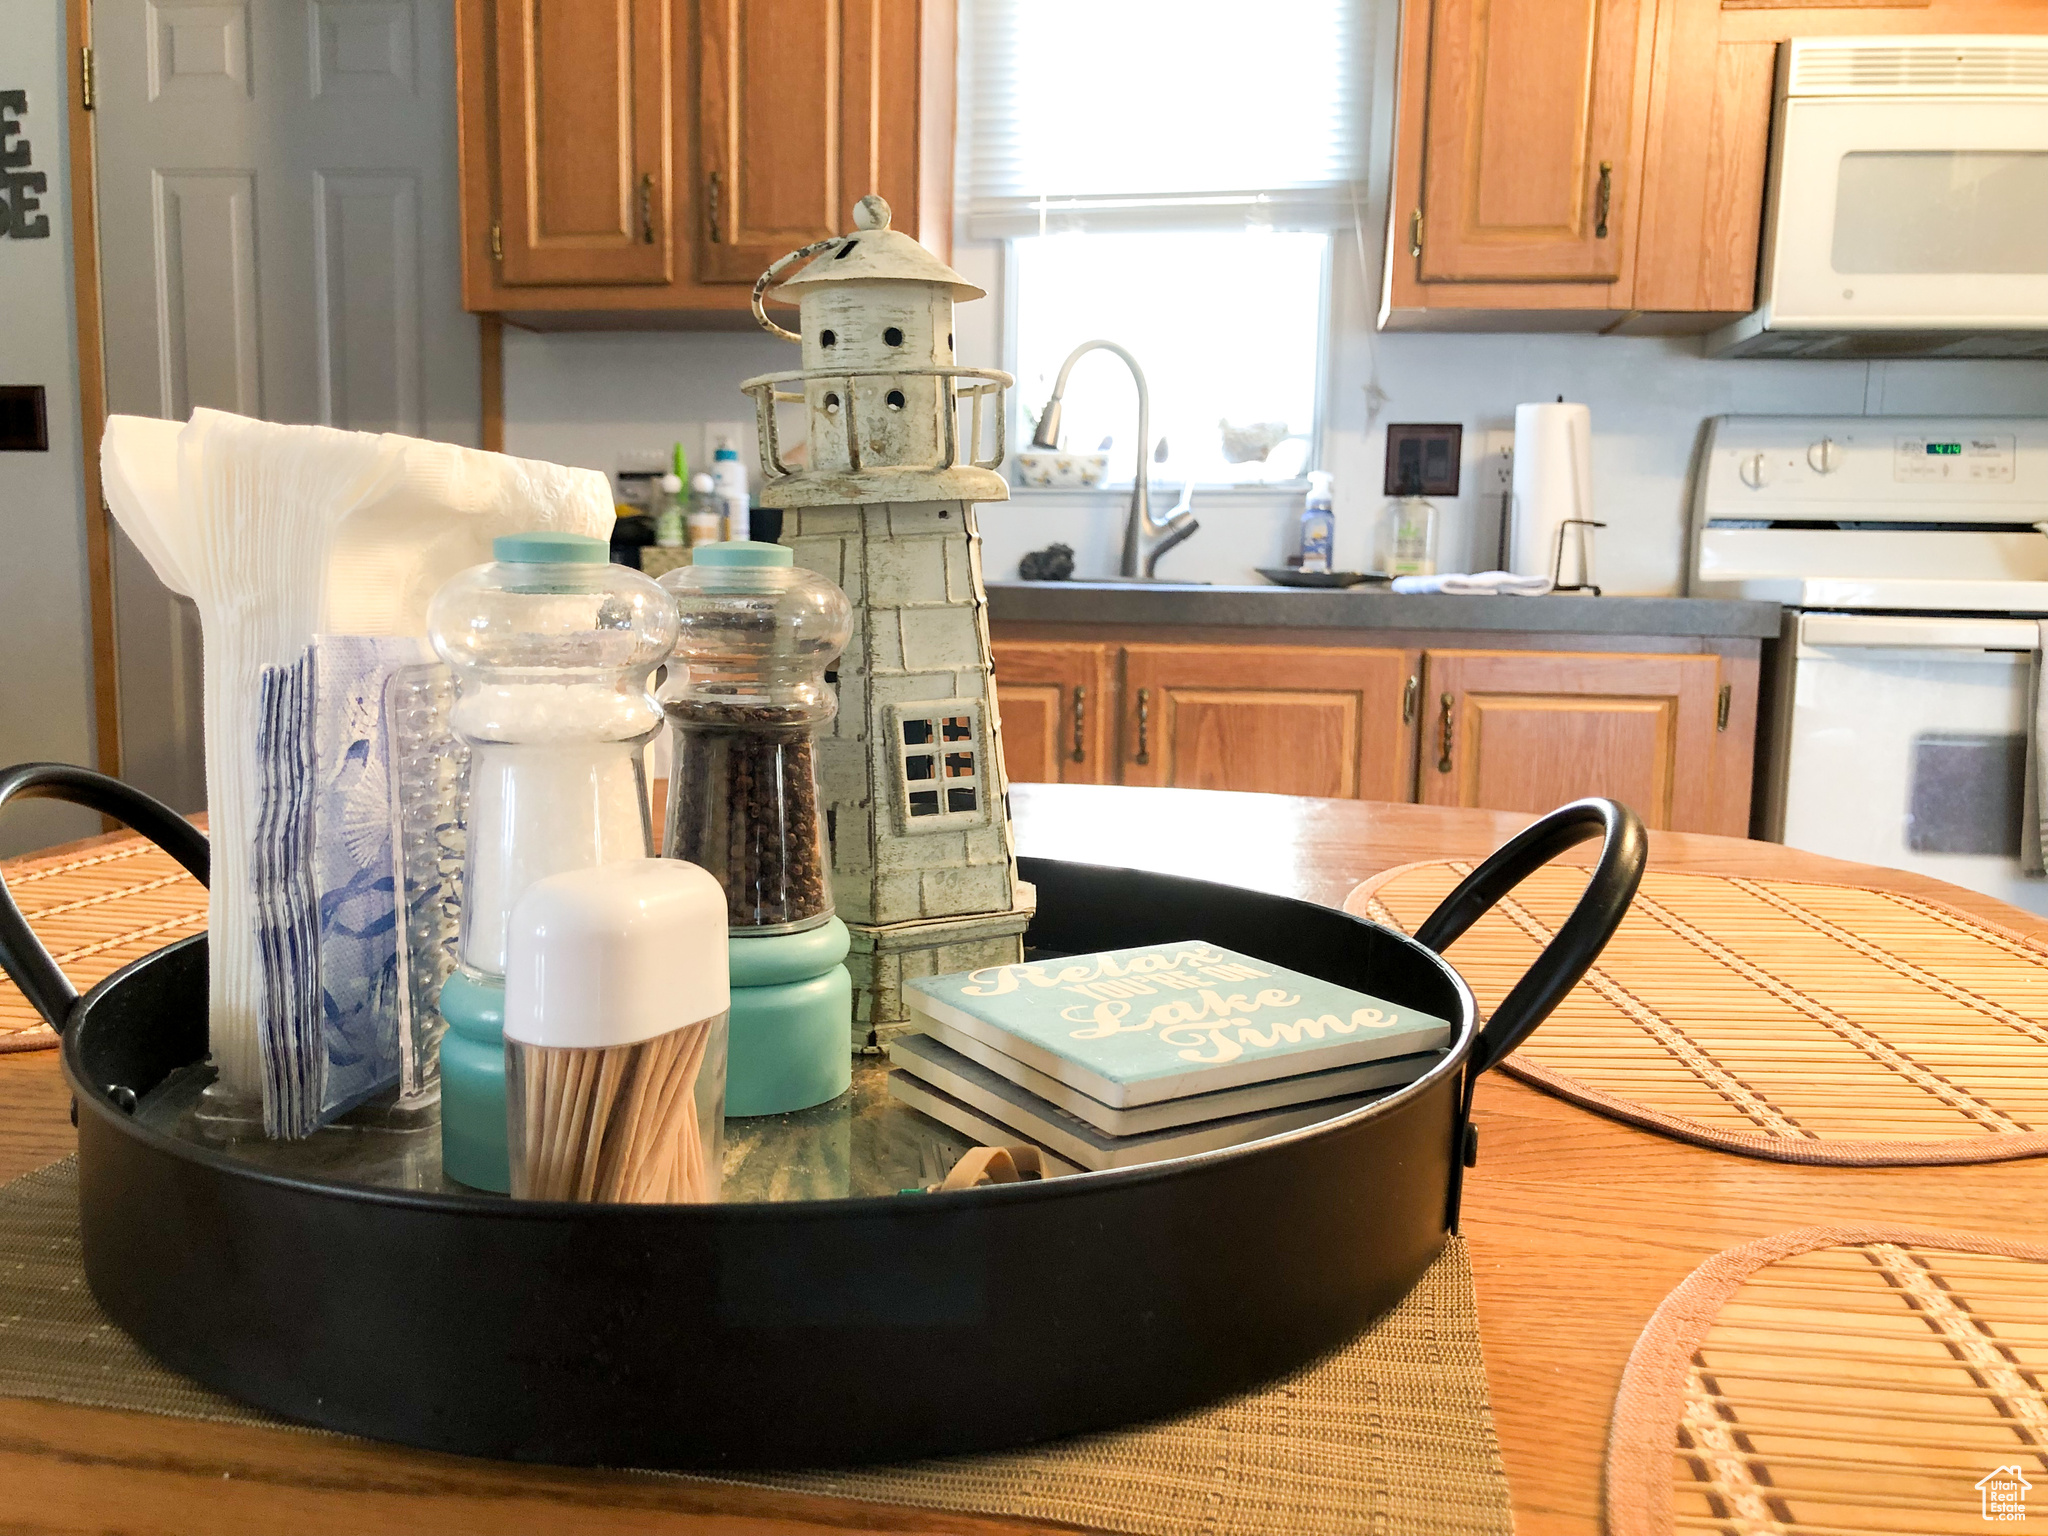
[693,540,792,567]
[493,531,607,564]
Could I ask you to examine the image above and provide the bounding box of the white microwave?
[1710,36,2048,359]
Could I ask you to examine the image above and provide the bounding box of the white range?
[1689,415,2048,915]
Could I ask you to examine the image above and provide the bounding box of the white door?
[1781,611,2048,916]
[92,0,479,810]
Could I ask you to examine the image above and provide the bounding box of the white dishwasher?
[1689,416,2048,916]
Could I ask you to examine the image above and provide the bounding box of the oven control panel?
[1699,416,2048,522]
[1894,434,2015,484]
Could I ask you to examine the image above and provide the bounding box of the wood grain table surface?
[5,783,2047,1535]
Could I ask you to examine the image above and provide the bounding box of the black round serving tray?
[2,765,1644,1471]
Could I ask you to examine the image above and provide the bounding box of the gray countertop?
[985,582,1782,639]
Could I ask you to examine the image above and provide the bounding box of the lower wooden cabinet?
[1119,645,1418,802]
[990,641,1115,786]
[991,630,1757,834]
[1417,649,1722,830]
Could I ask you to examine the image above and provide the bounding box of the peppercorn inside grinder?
[658,541,855,1115]
[428,531,679,1191]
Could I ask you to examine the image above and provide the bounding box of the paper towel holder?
[1551,517,1605,596]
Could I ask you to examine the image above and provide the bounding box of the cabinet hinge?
[1408,208,1423,260]
[1716,682,1731,732]
[489,221,503,262]
[80,46,95,111]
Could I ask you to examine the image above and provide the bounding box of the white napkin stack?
[101,410,614,1112]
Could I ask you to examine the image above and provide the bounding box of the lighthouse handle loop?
[751,236,845,342]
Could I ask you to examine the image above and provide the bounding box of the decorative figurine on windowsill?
[740,195,1031,1051]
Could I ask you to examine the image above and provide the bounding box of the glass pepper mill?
[659,541,854,1115]
[426,531,679,1191]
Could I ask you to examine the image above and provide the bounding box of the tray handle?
[1414,796,1645,1076]
[0,763,209,1032]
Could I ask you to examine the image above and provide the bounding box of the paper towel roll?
[1510,402,1594,588]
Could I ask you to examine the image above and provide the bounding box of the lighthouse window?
[884,326,904,347]
[819,328,837,348]
[886,390,906,411]
[822,392,840,414]
[890,702,989,830]
[834,240,859,260]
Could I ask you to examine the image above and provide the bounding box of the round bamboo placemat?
[1607,1225,2048,1536]
[0,834,206,1052]
[1348,862,2048,1165]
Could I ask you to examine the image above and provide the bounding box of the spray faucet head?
[1031,396,1064,450]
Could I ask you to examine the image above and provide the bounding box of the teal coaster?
[727,918,853,1117]
[438,969,509,1193]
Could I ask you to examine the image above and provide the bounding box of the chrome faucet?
[1031,340,1199,580]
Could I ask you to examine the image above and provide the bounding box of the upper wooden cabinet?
[492,0,672,288]
[1387,0,2048,330]
[456,0,954,323]
[695,0,928,286]
[1415,0,1656,287]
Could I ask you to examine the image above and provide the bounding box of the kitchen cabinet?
[1411,0,1656,289]
[488,0,672,289]
[1118,645,1419,801]
[1385,0,2048,330]
[991,641,1116,786]
[990,625,1759,835]
[455,0,953,324]
[1416,649,1721,831]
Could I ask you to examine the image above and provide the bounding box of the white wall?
[499,0,2048,595]
[0,0,99,854]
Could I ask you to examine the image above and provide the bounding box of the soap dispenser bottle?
[1299,471,1336,573]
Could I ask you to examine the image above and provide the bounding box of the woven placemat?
[0,1156,1512,1535]
[0,834,207,1052]
[1350,861,2048,1166]
[1607,1224,2048,1536]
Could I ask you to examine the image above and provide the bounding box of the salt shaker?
[503,859,730,1203]
[427,530,678,1192]
[659,541,854,1115]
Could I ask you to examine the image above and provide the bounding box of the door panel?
[492,0,671,286]
[991,641,1114,785]
[95,0,481,811]
[695,0,921,283]
[1120,646,1419,802]
[1419,0,1652,283]
[1420,650,1720,830]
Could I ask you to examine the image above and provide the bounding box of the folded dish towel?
[1389,571,1554,596]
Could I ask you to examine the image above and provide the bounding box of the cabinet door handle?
[1437,692,1454,773]
[639,172,656,244]
[1134,687,1152,766]
[1070,685,1087,763]
[707,170,722,243]
[1594,160,1613,240]
[1717,682,1732,732]
[1408,208,1423,259]
[1402,674,1419,726]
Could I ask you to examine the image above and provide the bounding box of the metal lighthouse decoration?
[741,195,1028,1047]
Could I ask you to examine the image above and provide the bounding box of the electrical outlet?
[1482,430,1515,493]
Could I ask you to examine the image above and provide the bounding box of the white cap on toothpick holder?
[504,859,730,1050]
[502,859,732,1204]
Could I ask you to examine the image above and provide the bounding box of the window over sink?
[965,0,1368,489]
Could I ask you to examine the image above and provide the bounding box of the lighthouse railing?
[738,365,1013,484]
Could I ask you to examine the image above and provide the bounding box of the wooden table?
[5,782,2048,1535]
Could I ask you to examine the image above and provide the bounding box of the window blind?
[964,0,1369,237]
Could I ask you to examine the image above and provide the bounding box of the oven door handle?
[1800,614,2042,652]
